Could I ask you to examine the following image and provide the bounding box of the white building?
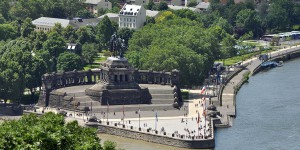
[84,0,112,15]
[32,17,100,32]
[119,4,146,30]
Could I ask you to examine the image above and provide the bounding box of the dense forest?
[0,0,299,103]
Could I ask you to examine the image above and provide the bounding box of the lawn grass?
[83,53,107,70]
[220,48,275,66]
[292,25,300,30]
[84,63,100,70]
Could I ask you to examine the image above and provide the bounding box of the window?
[133,19,135,22]
[114,75,118,82]
[130,18,131,22]
[120,75,123,82]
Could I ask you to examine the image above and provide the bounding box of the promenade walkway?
[212,45,300,127]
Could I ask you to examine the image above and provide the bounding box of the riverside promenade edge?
[213,45,300,127]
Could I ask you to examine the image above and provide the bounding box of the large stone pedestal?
[85,57,152,105]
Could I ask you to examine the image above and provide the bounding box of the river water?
[215,58,300,150]
[98,58,300,150]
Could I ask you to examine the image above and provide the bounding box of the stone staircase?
[63,85,176,112]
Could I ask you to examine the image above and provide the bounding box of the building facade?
[118,4,146,29]
[85,0,112,15]
[32,17,100,32]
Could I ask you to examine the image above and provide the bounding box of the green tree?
[63,0,84,19]
[51,23,64,35]
[57,52,83,72]
[96,16,118,48]
[220,34,237,58]
[31,31,47,51]
[0,0,11,20]
[187,0,198,7]
[82,43,98,65]
[0,14,6,24]
[0,113,102,149]
[76,9,95,19]
[103,140,117,150]
[21,18,35,38]
[118,28,135,46]
[174,9,199,21]
[0,39,39,103]
[0,24,17,41]
[43,32,66,72]
[126,17,218,86]
[145,16,156,25]
[146,0,156,10]
[63,25,77,42]
[76,26,96,45]
[235,9,262,38]
[158,2,168,11]
[266,3,289,31]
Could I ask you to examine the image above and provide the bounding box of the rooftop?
[146,10,159,17]
[84,0,102,5]
[119,4,142,16]
[168,5,196,11]
[98,13,119,19]
[32,17,70,28]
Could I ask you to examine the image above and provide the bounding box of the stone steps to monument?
[78,101,101,107]
[77,104,176,112]
[67,92,87,97]
[148,89,173,94]
[151,99,174,104]
[151,94,173,99]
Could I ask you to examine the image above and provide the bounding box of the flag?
[107,99,109,113]
[138,109,141,118]
[200,86,206,95]
[197,112,200,124]
[155,111,158,122]
[123,103,125,117]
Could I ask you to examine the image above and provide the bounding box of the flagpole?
[203,98,206,138]
[138,104,141,129]
[155,110,157,131]
[73,95,75,118]
[123,99,125,125]
[106,99,109,123]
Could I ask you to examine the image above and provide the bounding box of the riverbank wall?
[253,48,300,75]
[86,122,215,149]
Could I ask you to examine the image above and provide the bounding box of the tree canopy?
[0,113,102,149]
[126,12,225,86]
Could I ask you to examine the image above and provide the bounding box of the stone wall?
[39,69,182,107]
[91,123,215,149]
[253,48,300,75]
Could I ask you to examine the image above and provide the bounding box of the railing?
[93,119,214,141]
[42,69,177,91]
[218,64,247,106]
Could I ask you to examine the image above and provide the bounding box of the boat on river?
[261,61,283,68]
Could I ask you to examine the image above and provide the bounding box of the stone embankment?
[87,121,215,149]
[214,46,300,127]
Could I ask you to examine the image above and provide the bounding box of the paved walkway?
[212,45,300,127]
[30,97,213,140]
